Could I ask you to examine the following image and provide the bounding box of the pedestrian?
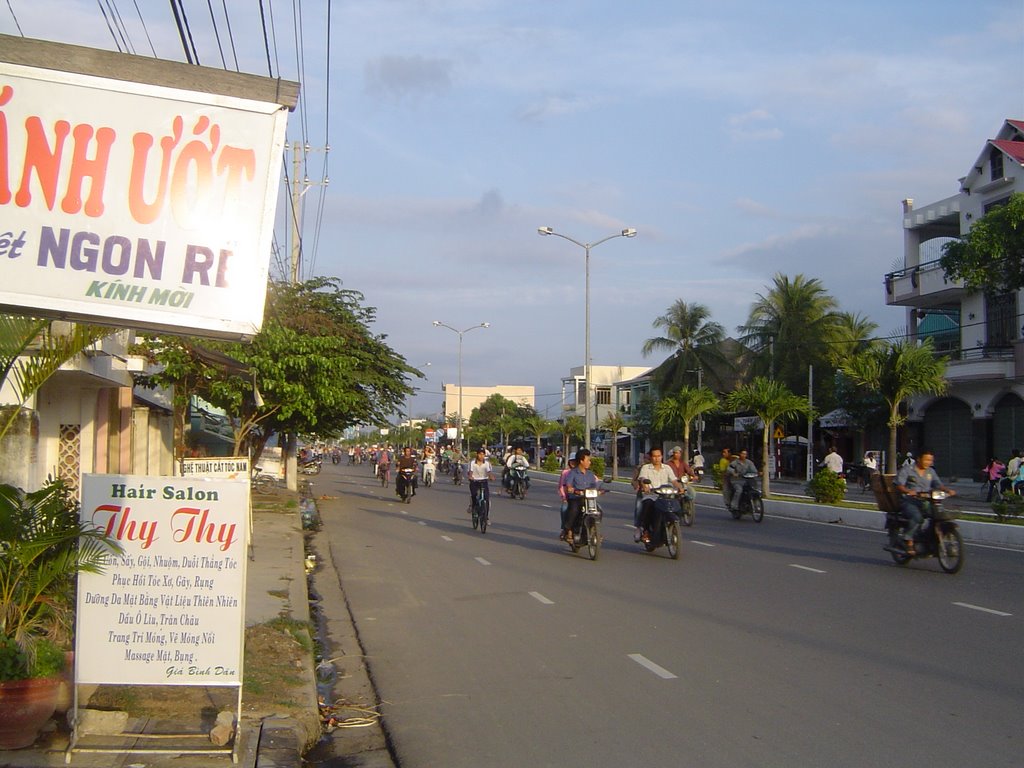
[982,457,1005,502]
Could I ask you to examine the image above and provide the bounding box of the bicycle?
[251,466,277,494]
[378,463,390,488]
[470,482,489,533]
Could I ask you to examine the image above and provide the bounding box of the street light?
[537,226,637,450]
[432,321,490,454]
[688,367,704,454]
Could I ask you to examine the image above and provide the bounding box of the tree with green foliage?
[467,394,534,448]
[738,274,843,401]
[652,386,719,460]
[642,300,729,393]
[940,193,1024,295]
[727,377,811,497]
[135,277,416,464]
[561,415,585,461]
[841,338,948,474]
[599,411,627,480]
[0,317,111,442]
[522,413,558,469]
[827,312,879,366]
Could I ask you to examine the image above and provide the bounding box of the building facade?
[885,118,1024,477]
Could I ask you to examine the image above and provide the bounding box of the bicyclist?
[562,448,602,545]
[376,446,392,480]
[466,447,494,511]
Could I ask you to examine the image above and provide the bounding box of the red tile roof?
[991,138,1024,165]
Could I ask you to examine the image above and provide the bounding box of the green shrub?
[805,469,846,504]
[542,453,561,472]
[590,457,606,479]
[992,492,1024,522]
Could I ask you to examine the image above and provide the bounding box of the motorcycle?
[421,458,436,487]
[453,462,463,485]
[565,488,603,560]
[508,464,529,499]
[396,468,417,503]
[330,449,341,465]
[299,458,322,476]
[884,490,964,573]
[677,475,695,527]
[639,484,682,559]
[730,471,764,522]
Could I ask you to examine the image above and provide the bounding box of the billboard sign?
[0,40,295,339]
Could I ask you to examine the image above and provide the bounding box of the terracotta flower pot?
[0,676,62,749]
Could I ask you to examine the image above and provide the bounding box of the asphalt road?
[314,462,1022,768]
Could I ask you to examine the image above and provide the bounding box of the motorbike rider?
[395,446,419,497]
[894,449,956,550]
[633,448,682,543]
[717,447,734,507]
[667,446,698,498]
[727,448,758,515]
[466,447,494,512]
[692,449,705,480]
[562,449,602,545]
[505,446,531,493]
[421,444,436,485]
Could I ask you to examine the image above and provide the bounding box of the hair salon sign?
[0,37,297,339]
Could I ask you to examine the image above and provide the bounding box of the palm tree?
[0,316,110,441]
[652,386,719,460]
[642,300,728,392]
[522,414,557,469]
[738,274,842,395]
[727,377,811,497]
[827,311,879,366]
[600,411,627,480]
[562,415,585,463]
[841,338,948,474]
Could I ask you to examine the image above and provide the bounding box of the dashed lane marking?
[691,540,715,547]
[628,654,677,679]
[529,591,554,605]
[953,602,1011,617]
[789,564,827,574]
[441,535,454,542]
[475,557,492,566]
[418,520,427,526]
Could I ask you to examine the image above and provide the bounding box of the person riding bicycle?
[504,447,531,493]
[396,446,418,497]
[376,446,392,479]
[727,449,758,515]
[561,448,602,544]
[466,447,494,512]
[894,449,956,551]
[634,448,682,543]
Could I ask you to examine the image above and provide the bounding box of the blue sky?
[4,0,1023,420]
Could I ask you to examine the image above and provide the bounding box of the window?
[990,147,1004,181]
[986,292,1016,346]
[595,387,612,406]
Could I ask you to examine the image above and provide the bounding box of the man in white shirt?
[633,448,682,543]
[821,447,844,475]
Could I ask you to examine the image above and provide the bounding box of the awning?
[818,408,851,429]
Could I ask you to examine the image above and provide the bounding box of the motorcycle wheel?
[752,497,764,523]
[729,503,742,520]
[680,497,695,527]
[586,519,600,560]
[937,526,964,574]
[666,521,680,560]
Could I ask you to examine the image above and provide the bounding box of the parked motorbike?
[730,471,764,522]
[566,488,604,560]
[299,458,322,476]
[638,483,681,559]
[508,464,529,499]
[884,490,964,573]
[396,468,417,503]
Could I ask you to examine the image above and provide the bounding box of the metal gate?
[993,393,1024,462]
[922,398,973,478]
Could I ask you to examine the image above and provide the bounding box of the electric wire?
[205,0,227,69]
[106,0,135,54]
[4,0,23,35]
[292,0,309,146]
[177,0,201,65]
[219,0,240,71]
[307,0,332,277]
[257,0,275,77]
[267,0,282,79]
[169,0,195,64]
[97,0,125,52]
[131,0,158,57]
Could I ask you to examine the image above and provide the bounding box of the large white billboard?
[0,50,292,339]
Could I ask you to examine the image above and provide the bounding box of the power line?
[168,0,194,64]
[204,0,227,69]
[257,0,274,76]
[106,0,135,54]
[219,0,240,71]
[131,0,158,56]
[96,0,125,52]
[4,0,23,35]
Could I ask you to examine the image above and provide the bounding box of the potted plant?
[0,478,121,749]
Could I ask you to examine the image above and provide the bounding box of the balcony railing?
[940,344,1014,362]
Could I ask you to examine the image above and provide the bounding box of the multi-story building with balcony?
[885,118,1024,477]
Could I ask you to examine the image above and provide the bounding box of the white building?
[885,118,1024,476]
[560,364,651,428]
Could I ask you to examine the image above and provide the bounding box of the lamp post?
[537,226,637,450]
[687,367,704,454]
[432,321,489,454]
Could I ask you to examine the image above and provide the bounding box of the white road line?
[789,564,826,574]
[417,520,427,526]
[529,591,554,605]
[475,557,491,566]
[441,535,454,542]
[400,510,408,515]
[628,654,677,679]
[953,601,1012,617]
[691,540,716,547]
